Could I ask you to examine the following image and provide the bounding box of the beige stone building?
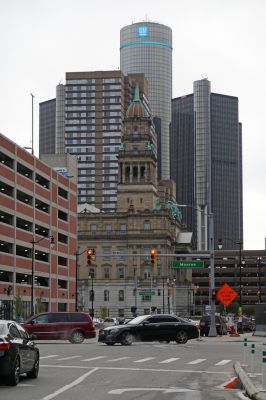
[77,85,193,318]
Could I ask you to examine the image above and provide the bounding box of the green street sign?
[139,290,155,296]
[171,260,204,268]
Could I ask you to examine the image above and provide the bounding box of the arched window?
[125,166,130,180]
[133,166,138,179]
[104,290,109,301]
[118,290,124,301]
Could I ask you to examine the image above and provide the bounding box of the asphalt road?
[0,335,251,400]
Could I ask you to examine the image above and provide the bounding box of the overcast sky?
[0,0,265,250]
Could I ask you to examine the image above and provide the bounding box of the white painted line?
[215,359,231,366]
[134,357,155,363]
[187,358,206,365]
[160,358,180,364]
[57,356,81,361]
[109,387,195,394]
[107,357,131,362]
[40,355,58,359]
[81,356,106,362]
[39,368,98,400]
[40,364,230,374]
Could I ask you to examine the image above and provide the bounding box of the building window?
[90,224,97,232]
[89,268,95,278]
[120,224,126,234]
[117,267,124,279]
[35,173,49,189]
[118,309,124,317]
[58,279,68,289]
[144,221,151,230]
[58,187,68,199]
[0,240,13,254]
[104,290,109,301]
[58,256,68,267]
[103,267,110,279]
[16,217,32,232]
[35,224,49,237]
[58,210,68,221]
[0,181,13,197]
[58,233,68,244]
[0,210,13,226]
[105,224,112,233]
[17,162,33,179]
[118,290,124,301]
[0,151,14,169]
[36,199,49,214]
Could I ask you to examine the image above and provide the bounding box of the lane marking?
[40,355,58,359]
[134,357,155,363]
[39,368,98,400]
[109,387,196,394]
[57,356,81,361]
[41,364,229,374]
[187,358,206,365]
[160,358,180,364]
[107,357,131,362]
[81,356,106,362]
[215,359,231,366]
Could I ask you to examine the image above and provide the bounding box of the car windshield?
[126,315,149,325]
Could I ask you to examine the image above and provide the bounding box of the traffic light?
[211,289,217,300]
[87,248,94,265]
[150,248,156,265]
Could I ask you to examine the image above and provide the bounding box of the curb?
[234,361,266,400]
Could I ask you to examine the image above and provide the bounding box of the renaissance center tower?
[120,21,172,180]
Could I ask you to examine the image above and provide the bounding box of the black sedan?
[98,314,199,345]
[0,320,39,386]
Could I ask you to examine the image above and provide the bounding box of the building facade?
[39,98,56,155]
[77,87,193,318]
[170,79,243,251]
[120,21,172,180]
[39,71,150,212]
[192,249,266,314]
[0,133,77,318]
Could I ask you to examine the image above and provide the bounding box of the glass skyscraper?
[120,21,172,180]
[171,79,243,250]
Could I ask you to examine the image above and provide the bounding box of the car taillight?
[0,341,10,350]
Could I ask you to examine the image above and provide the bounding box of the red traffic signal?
[211,289,217,300]
[87,248,95,265]
[150,248,156,264]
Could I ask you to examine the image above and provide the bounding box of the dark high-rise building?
[171,79,243,250]
[39,99,56,154]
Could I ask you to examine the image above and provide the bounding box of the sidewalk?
[199,332,266,399]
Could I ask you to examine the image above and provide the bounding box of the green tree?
[13,295,25,318]
[99,306,108,320]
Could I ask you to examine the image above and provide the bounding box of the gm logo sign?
[136,25,149,37]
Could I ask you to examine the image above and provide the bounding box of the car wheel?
[26,354,39,379]
[69,330,84,344]
[176,330,188,344]
[7,357,20,386]
[120,332,133,346]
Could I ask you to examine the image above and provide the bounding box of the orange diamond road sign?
[216,283,238,306]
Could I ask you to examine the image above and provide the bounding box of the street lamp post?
[75,248,88,312]
[257,257,262,302]
[30,235,54,315]
[177,204,217,336]
[89,274,94,319]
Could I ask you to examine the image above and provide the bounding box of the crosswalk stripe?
[81,356,106,362]
[215,360,231,366]
[107,357,131,362]
[57,356,81,361]
[134,357,155,363]
[40,355,58,359]
[160,358,180,364]
[187,359,206,365]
